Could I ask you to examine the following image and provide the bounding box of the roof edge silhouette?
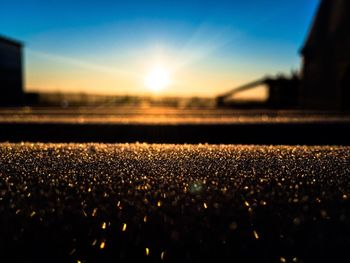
[0,35,23,47]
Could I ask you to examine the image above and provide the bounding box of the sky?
[0,0,320,97]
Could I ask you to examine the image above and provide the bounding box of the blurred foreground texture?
[0,143,349,262]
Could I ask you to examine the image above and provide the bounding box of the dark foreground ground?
[0,143,349,262]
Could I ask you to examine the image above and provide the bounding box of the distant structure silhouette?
[216,74,299,109]
[217,0,350,110]
[0,36,24,106]
[300,0,350,110]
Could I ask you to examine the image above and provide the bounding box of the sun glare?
[144,66,171,92]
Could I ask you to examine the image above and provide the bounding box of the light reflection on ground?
[0,143,349,262]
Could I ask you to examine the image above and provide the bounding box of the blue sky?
[0,0,320,96]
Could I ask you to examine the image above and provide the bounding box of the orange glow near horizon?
[25,48,270,100]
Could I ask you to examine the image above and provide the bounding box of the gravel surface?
[0,143,349,262]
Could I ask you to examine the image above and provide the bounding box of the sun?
[144,66,171,92]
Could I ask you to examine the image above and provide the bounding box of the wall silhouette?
[0,36,24,106]
[300,0,350,110]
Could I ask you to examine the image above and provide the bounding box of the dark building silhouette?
[300,0,350,110]
[0,35,24,106]
[217,0,350,111]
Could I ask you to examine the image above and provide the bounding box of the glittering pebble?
[100,241,106,250]
[253,230,259,240]
[229,222,238,231]
[92,239,97,246]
